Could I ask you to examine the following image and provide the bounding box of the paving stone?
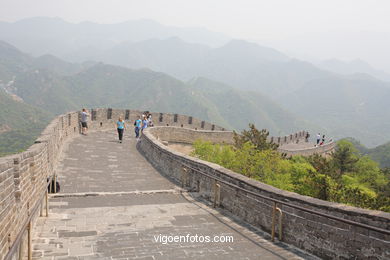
[31,131,318,260]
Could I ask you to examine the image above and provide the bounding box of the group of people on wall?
[80,108,331,147]
[80,109,153,143]
[316,133,327,146]
[305,131,332,147]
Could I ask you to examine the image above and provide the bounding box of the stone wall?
[268,130,308,146]
[139,127,390,260]
[0,107,346,260]
[86,108,225,132]
[147,127,333,157]
[80,108,323,156]
[0,108,224,259]
[278,142,336,157]
[150,127,234,145]
[0,112,80,260]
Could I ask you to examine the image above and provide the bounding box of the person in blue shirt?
[142,116,148,133]
[116,117,126,143]
[134,116,142,138]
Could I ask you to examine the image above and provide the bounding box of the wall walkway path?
[31,131,316,260]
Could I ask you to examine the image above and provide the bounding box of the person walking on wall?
[80,108,89,135]
[316,133,321,146]
[116,117,126,143]
[134,116,142,139]
[147,113,154,127]
[320,135,325,146]
[141,115,148,133]
[305,132,310,142]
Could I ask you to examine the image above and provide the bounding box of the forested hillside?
[0,89,50,156]
[2,17,390,147]
[88,37,390,146]
[0,41,311,155]
[345,138,390,168]
[280,75,390,147]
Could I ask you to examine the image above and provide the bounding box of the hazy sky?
[1,0,389,70]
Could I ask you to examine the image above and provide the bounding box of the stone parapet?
[278,141,336,157]
[269,130,309,146]
[85,108,225,132]
[139,126,390,260]
[0,109,224,259]
[148,126,334,157]
[150,126,234,145]
[0,108,340,259]
[0,111,80,260]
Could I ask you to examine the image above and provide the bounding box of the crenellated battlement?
[140,126,390,259]
[2,108,382,260]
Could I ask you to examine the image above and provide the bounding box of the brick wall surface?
[0,111,80,260]
[148,126,333,157]
[278,142,336,157]
[0,109,225,259]
[0,108,344,260]
[140,127,390,260]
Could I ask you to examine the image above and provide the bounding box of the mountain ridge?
[0,41,312,155]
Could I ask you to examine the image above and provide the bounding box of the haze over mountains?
[0,17,230,58]
[317,59,390,82]
[271,31,390,75]
[1,17,390,150]
[0,40,313,155]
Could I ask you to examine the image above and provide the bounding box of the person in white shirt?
[81,108,89,135]
[316,133,321,146]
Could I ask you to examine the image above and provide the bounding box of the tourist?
[320,135,325,146]
[80,108,89,135]
[134,116,142,138]
[147,113,153,127]
[116,116,126,143]
[305,132,310,142]
[142,115,148,133]
[316,133,321,146]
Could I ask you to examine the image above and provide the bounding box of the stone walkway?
[279,142,315,150]
[32,131,317,260]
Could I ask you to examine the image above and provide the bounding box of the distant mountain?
[0,40,91,78]
[2,31,390,147]
[0,41,310,155]
[95,37,210,80]
[344,138,390,168]
[32,54,96,76]
[317,59,390,82]
[21,62,309,134]
[0,17,230,60]
[366,142,390,168]
[187,77,315,133]
[90,37,332,96]
[83,37,390,146]
[280,76,390,147]
[271,31,390,75]
[0,89,51,156]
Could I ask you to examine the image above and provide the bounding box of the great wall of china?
[0,108,388,260]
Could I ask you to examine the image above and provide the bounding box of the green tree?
[306,153,336,178]
[332,140,359,177]
[192,127,390,213]
[233,124,279,151]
